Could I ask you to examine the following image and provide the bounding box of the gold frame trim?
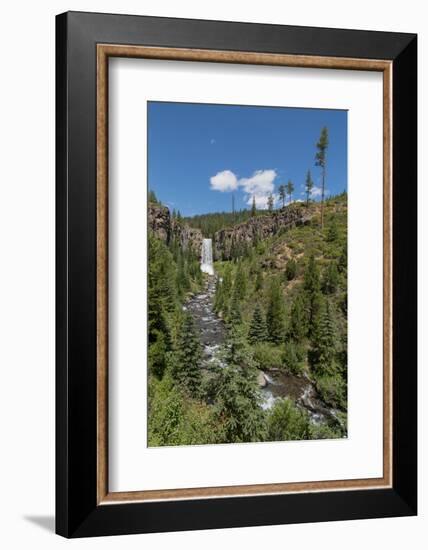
[96,44,393,504]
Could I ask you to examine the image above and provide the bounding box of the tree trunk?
[321,169,325,228]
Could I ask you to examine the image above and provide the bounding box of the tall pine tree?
[173,313,202,397]
[214,325,266,443]
[234,261,247,300]
[248,304,267,344]
[303,254,322,337]
[315,126,329,228]
[305,169,314,206]
[266,277,286,344]
[278,184,286,208]
[322,261,339,294]
[228,284,242,325]
[311,300,337,376]
[289,293,308,341]
[286,180,294,203]
[251,195,257,217]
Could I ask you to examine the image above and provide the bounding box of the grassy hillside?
[213,194,348,415]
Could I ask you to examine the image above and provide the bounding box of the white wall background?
[0,1,424,548]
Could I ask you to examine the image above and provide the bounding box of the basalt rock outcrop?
[148,202,171,242]
[213,204,312,260]
[171,220,203,256]
[148,202,203,256]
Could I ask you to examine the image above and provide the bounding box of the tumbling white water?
[200,238,214,275]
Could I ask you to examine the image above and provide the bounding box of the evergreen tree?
[214,325,266,443]
[248,304,267,344]
[148,235,172,352]
[338,242,347,273]
[267,193,274,212]
[285,258,297,281]
[315,126,329,228]
[327,217,339,242]
[289,293,308,341]
[148,331,168,378]
[148,189,159,203]
[286,180,294,203]
[251,195,256,217]
[173,313,202,397]
[215,265,232,317]
[213,276,224,312]
[303,254,322,336]
[148,283,169,345]
[279,184,286,208]
[159,259,178,312]
[148,284,170,379]
[228,285,242,325]
[322,261,339,294]
[290,181,295,203]
[303,254,320,294]
[311,300,337,376]
[175,251,189,296]
[266,277,286,344]
[282,342,301,375]
[305,169,314,206]
[234,261,247,300]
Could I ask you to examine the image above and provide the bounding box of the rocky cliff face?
[148,202,203,257]
[213,205,312,260]
[148,202,171,242]
[149,202,313,261]
[171,221,203,257]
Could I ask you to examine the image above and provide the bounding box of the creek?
[184,238,342,429]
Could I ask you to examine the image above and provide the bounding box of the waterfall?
[200,238,214,275]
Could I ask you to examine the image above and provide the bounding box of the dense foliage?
[148,190,348,446]
[213,193,348,415]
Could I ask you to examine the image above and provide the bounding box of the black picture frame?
[56,11,417,538]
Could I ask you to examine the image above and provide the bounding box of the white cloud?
[210,170,238,192]
[210,138,216,145]
[239,169,277,208]
[311,185,329,198]
[209,168,281,209]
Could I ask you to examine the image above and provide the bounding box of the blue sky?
[148,102,347,217]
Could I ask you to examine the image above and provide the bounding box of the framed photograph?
[56,11,417,538]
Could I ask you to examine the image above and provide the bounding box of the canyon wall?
[213,205,313,260]
[148,203,203,256]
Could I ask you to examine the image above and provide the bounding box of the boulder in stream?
[257,371,267,388]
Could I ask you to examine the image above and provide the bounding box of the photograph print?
[147,101,348,447]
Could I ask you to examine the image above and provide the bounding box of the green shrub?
[148,374,218,446]
[282,342,304,375]
[267,398,310,441]
[315,373,347,409]
[253,342,284,370]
